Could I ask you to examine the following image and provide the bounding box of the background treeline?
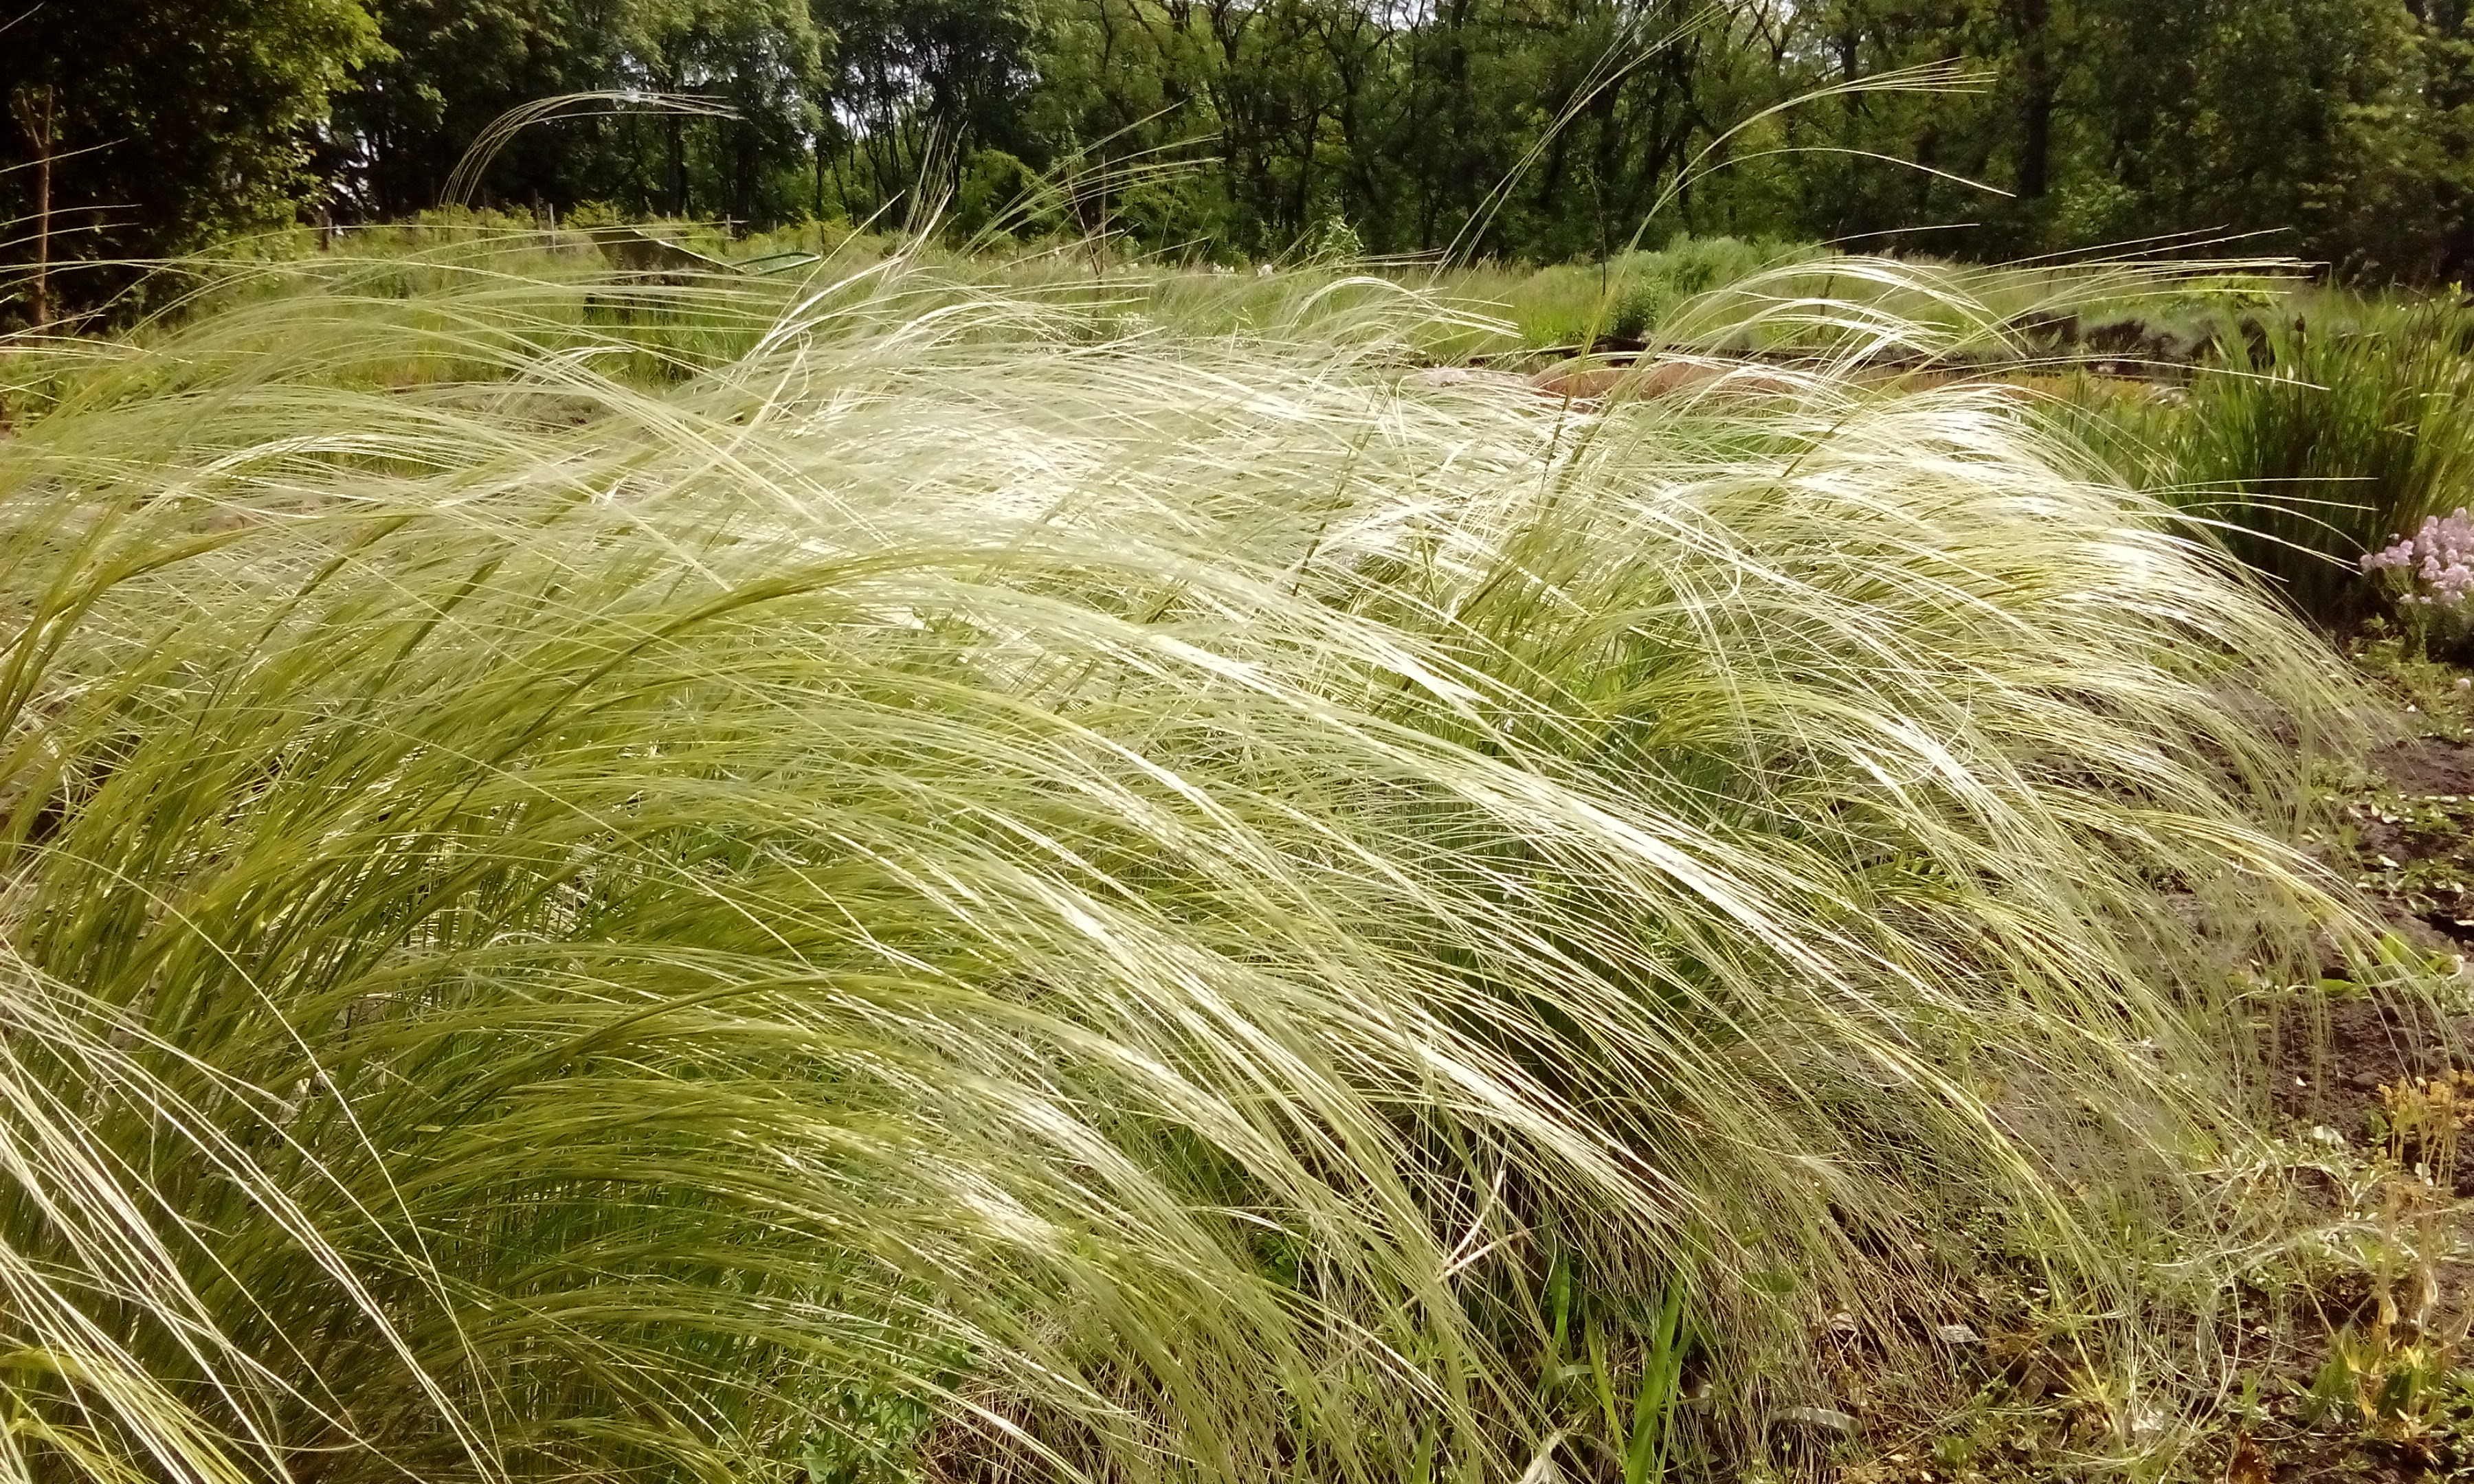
[8,0,2474,309]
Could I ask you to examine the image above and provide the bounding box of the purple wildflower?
[2363,508,2474,607]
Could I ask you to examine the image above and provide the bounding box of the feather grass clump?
[0,245,2367,1483]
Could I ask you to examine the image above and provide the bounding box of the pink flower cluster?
[2363,508,2474,607]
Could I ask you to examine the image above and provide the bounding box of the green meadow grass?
[0,238,2383,1483]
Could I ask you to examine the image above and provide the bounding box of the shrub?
[951,148,1047,241]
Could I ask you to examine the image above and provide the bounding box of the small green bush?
[951,148,1047,241]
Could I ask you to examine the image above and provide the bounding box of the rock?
[1774,1406,1857,1435]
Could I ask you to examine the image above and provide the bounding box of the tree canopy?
[1,0,381,269]
[9,0,2474,321]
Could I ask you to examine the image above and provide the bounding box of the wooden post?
[11,86,55,328]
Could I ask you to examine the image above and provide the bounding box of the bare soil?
[1840,651,2474,1484]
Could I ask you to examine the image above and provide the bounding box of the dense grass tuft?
[2087,297,2474,623]
[0,242,2374,1483]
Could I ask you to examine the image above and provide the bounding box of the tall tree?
[621,0,825,221]
[336,0,821,222]
[335,0,634,218]
[1,0,382,317]
[823,0,1039,218]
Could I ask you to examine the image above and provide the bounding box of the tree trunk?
[2013,0,2054,199]
[12,87,55,327]
[667,113,688,217]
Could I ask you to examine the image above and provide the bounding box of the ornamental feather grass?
[0,242,2372,1483]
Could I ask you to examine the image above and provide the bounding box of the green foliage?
[2305,1327,2464,1439]
[1021,0,1774,262]
[337,0,633,215]
[346,0,825,222]
[0,0,383,318]
[1598,237,1814,343]
[992,0,2474,273]
[21,0,2474,313]
[1779,0,2465,275]
[950,148,1045,239]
